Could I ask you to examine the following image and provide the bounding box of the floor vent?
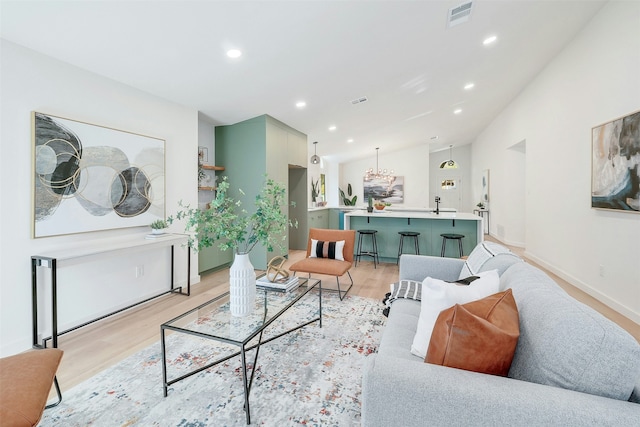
[448,2,473,27]
[351,96,368,105]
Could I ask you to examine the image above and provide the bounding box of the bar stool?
[440,233,465,258]
[397,231,420,264]
[356,229,379,268]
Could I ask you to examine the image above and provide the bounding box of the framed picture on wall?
[481,169,490,203]
[363,176,404,204]
[32,112,166,237]
[591,110,640,213]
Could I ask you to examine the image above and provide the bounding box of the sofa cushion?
[379,299,423,363]
[410,270,500,359]
[504,262,640,401]
[459,241,522,279]
[426,289,520,376]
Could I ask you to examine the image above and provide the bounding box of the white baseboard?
[524,250,640,326]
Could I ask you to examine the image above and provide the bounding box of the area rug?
[40,292,386,426]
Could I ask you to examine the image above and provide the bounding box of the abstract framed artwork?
[363,176,404,204]
[481,169,490,203]
[32,112,166,238]
[591,110,640,213]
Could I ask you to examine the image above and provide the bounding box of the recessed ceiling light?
[483,35,497,46]
[464,83,475,90]
[347,138,354,143]
[329,125,337,131]
[295,101,306,108]
[226,49,242,58]
[430,136,439,140]
[454,109,462,114]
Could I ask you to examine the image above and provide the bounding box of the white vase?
[229,253,256,317]
[151,228,165,235]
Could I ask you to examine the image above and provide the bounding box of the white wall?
[472,1,640,323]
[428,145,473,212]
[0,40,199,355]
[339,144,430,208]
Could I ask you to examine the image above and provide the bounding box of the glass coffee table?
[161,277,321,425]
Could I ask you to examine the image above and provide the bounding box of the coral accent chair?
[289,228,356,300]
[0,348,63,426]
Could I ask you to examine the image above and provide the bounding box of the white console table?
[31,233,191,348]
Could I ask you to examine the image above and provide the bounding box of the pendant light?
[310,141,320,165]
[364,147,395,185]
[439,145,458,169]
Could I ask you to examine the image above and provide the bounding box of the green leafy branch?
[168,176,297,254]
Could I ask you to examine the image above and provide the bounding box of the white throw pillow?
[410,269,500,359]
[309,239,345,261]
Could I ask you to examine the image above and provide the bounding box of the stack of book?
[256,275,299,293]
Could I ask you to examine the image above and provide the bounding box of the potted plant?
[168,176,296,316]
[311,178,319,207]
[374,201,391,211]
[339,183,358,206]
[150,219,168,234]
[476,202,486,210]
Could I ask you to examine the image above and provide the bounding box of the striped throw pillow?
[310,239,345,261]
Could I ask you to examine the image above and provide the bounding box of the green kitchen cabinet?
[215,115,307,269]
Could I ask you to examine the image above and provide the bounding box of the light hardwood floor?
[50,238,640,398]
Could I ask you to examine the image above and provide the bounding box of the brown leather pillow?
[426,289,519,377]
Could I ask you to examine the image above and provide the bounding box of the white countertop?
[345,209,481,221]
[308,205,457,213]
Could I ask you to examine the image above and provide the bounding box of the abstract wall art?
[363,176,404,204]
[591,110,640,213]
[32,112,166,238]
[481,169,490,203]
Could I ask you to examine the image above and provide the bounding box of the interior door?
[437,173,462,211]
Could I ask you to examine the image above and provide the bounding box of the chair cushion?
[310,239,345,261]
[0,348,63,427]
[289,257,352,277]
[426,289,520,377]
[410,270,500,359]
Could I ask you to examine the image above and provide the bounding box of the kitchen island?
[344,209,482,261]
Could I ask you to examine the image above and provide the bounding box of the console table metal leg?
[51,258,58,348]
[31,258,39,348]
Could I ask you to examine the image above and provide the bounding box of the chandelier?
[364,147,395,185]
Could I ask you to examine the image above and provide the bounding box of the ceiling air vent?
[351,96,368,105]
[447,2,473,28]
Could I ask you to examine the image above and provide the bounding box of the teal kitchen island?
[344,209,483,261]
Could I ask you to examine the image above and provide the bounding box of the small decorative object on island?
[476,202,486,210]
[150,219,168,234]
[169,176,296,317]
[340,183,358,206]
[374,201,391,211]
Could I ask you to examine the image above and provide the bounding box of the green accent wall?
[215,115,307,269]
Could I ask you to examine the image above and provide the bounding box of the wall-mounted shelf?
[201,165,225,171]
[198,186,216,191]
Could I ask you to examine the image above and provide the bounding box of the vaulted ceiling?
[0,0,606,162]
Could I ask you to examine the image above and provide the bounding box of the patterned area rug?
[41,292,385,426]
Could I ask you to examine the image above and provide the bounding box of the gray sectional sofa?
[362,243,640,426]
